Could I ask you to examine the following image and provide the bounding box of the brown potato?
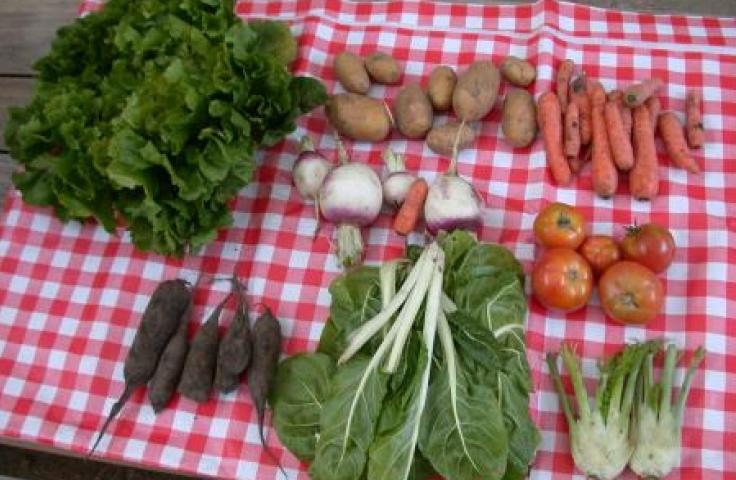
[453,61,500,122]
[334,52,370,94]
[427,66,457,111]
[502,89,537,148]
[500,56,537,87]
[365,52,401,84]
[326,93,391,142]
[394,84,433,139]
[426,122,475,157]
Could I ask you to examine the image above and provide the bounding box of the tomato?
[598,261,664,325]
[619,223,676,273]
[533,202,587,249]
[579,235,620,276]
[532,248,593,312]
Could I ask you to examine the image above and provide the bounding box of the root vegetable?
[556,59,575,108]
[394,84,433,139]
[148,303,192,413]
[500,55,536,87]
[178,294,229,403]
[590,82,618,197]
[570,74,592,145]
[427,65,457,111]
[393,178,428,236]
[382,148,417,209]
[538,92,571,186]
[630,104,659,200]
[658,112,700,173]
[685,90,704,148]
[215,278,252,393]
[334,52,370,94]
[604,100,634,171]
[609,90,633,141]
[502,89,537,148]
[453,61,500,122]
[426,122,475,157]
[564,100,581,165]
[645,96,661,127]
[624,78,663,107]
[365,51,401,84]
[90,279,192,455]
[293,136,332,235]
[325,93,392,142]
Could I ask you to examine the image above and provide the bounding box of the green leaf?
[271,353,336,462]
[419,359,509,480]
[328,266,382,337]
[310,355,389,480]
[248,20,297,66]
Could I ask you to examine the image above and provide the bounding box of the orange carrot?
[630,104,659,200]
[565,100,581,163]
[538,92,571,186]
[608,89,632,141]
[557,60,575,109]
[686,89,704,148]
[623,78,664,107]
[645,96,661,127]
[604,100,634,171]
[569,74,592,145]
[589,82,618,197]
[393,178,429,235]
[658,112,700,174]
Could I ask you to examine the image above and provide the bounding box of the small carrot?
[658,112,700,173]
[624,78,664,107]
[538,92,571,186]
[564,100,581,165]
[608,89,633,141]
[590,82,618,197]
[556,60,575,109]
[685,89,704,148]
[569,74,592,145]
[607,90,623,103]
[393,178,429,236]
[604,101,634,171]
[630,104,659,200]
[645,96,661,127]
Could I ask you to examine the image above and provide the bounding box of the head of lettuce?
[5,0,326,256]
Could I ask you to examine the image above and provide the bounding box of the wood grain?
[0,77,35,152]
[0,153,16,206]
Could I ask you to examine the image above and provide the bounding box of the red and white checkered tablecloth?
[2,0,735,478]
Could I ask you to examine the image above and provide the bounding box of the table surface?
[0,0,734,476]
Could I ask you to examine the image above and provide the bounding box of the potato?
[501,89,537,148]
[365,52,401,84]
[453,61,500,122]
[326,93,391,142]
[334,52,370,94]
[500,56,536,87]
[394,84,433,139]
[426,122,475,156]
[427,66,457,111]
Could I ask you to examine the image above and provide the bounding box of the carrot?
[564,100,581,161]
[393,178,429,236]
[645,96,661,127]
[604,100,634,171]
[686,89,704,148]
[538,91,571,186]
[630,104,660,200]
[556,59,575,109]
[215,277,252,394]
[607,90,623,103]
[569,74,592,145]
[609,89,633,142]
[590,82,618,197]
[658,112,700,173]
[90,279,192,455]
[624,78,663,107]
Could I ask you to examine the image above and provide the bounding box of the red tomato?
[579,235,621,276]
[533,202,587,249]
[532,248,593,312]
[598,261,664,325]
[619,223,676,273]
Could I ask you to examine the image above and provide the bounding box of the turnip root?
[382,148,416,210]
[293,135,331,236]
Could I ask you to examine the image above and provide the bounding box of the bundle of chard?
[540,60,704,200]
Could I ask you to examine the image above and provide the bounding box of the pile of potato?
[325,50,539,154]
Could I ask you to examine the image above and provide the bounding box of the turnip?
[382,148,416,209]
[319,136,383,267]
[423,122,482,235]
[293,135,332,236]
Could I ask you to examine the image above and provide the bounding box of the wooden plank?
[0,0,78,76]
[0,153,15,206]
[0,77,35,152]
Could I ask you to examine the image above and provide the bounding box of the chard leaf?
[326,266,383,351]
[419,359,509,480]
[310,355,388,480]
[271,353,336,462]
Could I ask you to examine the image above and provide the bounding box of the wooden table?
[0,0,734,476]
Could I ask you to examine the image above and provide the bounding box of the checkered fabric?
[2,0,735,478]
